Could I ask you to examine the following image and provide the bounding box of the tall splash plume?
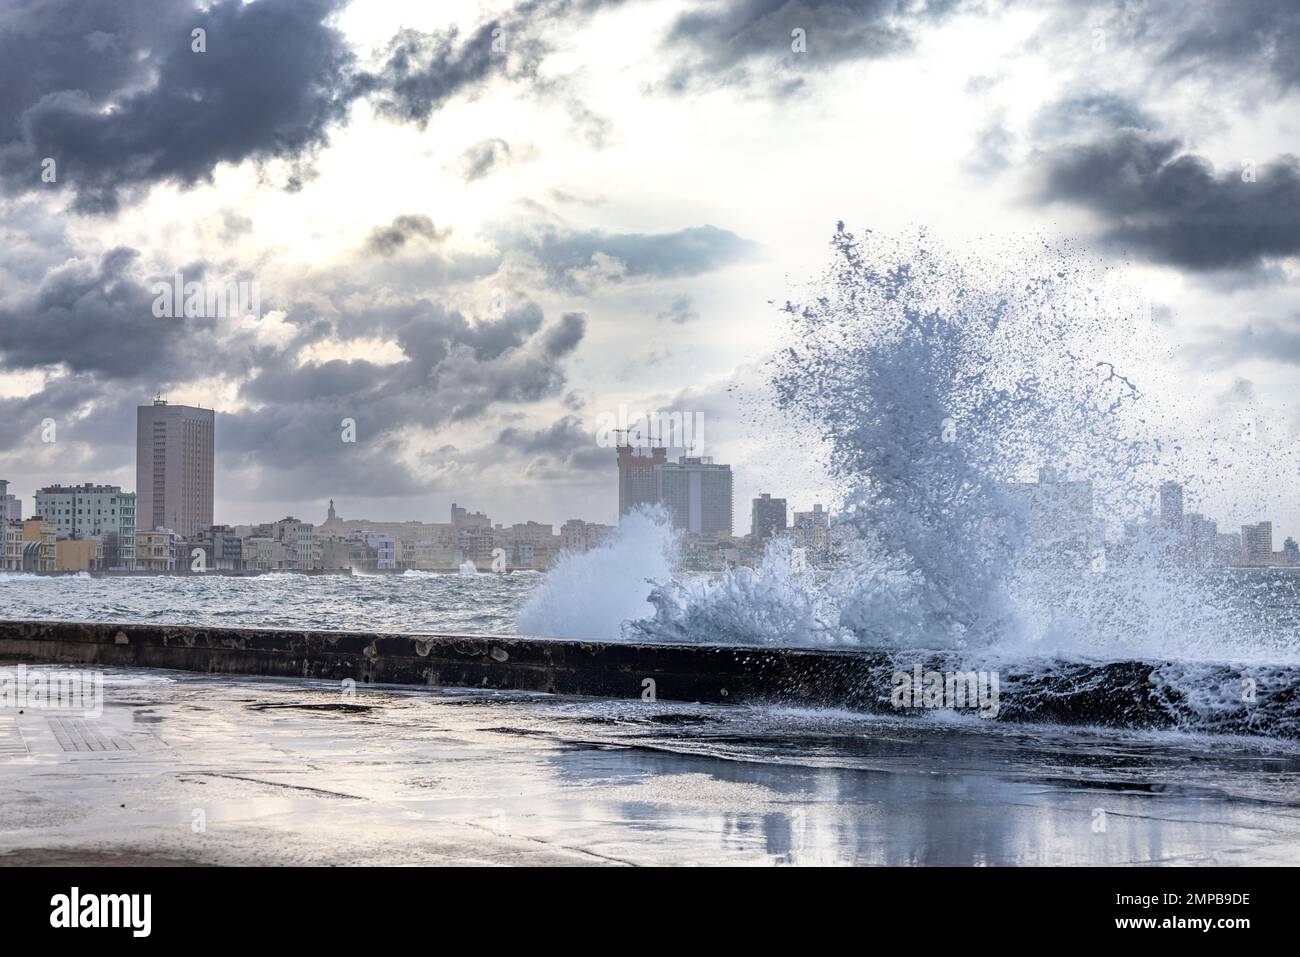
[521,224,1298,667]
[629,225,1171,651]
[768,225,1153,649]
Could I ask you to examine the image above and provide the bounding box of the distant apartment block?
[271,516,317,570]
[192,525,244,571]
[0,479,20,526]
[33,483,137,569]
[14,519,56,571]
[1159,480,1184,530]
[614,437,733,536]
[1241,522,1273,566]
[1182,512,1219,566]
[790,504,831,554]
[657,456,734,536]
[751,493,787,540]
[451,503,491,528]
[560,519,612,553]
[136,398,214,539]
[240,535,287,571]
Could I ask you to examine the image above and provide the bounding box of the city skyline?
[4,410,1298,570]
[1,2,1299,539]
[3,404,1299,546]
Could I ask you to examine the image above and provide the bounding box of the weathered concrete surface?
[2,667,1300,866]
[1,619,1297,736]
[0,617,878,707]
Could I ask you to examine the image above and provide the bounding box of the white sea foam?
[516,506,676,639]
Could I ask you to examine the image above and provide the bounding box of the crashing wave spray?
[516,506,677,639]
[522,225,1298,676]
[771,225,1158,649]
[633,224,1296,664]
[632,225,1157,650]
[625,535,838,645]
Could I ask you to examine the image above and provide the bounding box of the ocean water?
[2,562,1298,659]
[0,570,539,636]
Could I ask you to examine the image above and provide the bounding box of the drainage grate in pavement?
[47,717,141,753]
[0,719,27,755]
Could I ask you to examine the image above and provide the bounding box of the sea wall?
[0,619,1294,736]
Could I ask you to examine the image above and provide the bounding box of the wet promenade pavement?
[3,666,1299,866]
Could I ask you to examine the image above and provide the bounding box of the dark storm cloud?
[1033,130,1300,272]
[542,312,586,356]
[147,298,589,499]
[0,248,191,378]
[498,414,584,454]
[456,138,513,182]
[234,300,584,433]
[0,0,184,145]
[0,0,636,215]
[383,301,545,370]
[366,214,446,255]
[0,374,107,453]
[360,21,526,129]
[239,358,391,406]
[218,408,433,499]
[0,234,590,507]
[358,0,626,129]
[1031,92,1154,140]
[0,0,358,214]
[504,224,758,292]
[661,0,967,93]
[1107,0,1300,93]
[497,414,609,472]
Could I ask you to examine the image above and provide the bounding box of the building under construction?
[616,436,732,536]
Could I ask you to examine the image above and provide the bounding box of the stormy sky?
[1,0,1298,538]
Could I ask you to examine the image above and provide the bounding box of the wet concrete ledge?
[0,619,1295,737]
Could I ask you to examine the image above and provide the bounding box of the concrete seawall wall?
[1,619,1294,736]
[0,618,882,707]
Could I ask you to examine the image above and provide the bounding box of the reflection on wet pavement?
[2,666,1299,866]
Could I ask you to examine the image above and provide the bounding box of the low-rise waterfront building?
[2,522,25,571]
[559,519,613,554]
[32,483,137,569]
[54,538,104,571]
[188,525,244,571]
[342,530,396,570]
[135,528,177,571]
[7,518,57,571]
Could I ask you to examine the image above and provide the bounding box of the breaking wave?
[516,506,676,640]
[514,225,1300,733]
